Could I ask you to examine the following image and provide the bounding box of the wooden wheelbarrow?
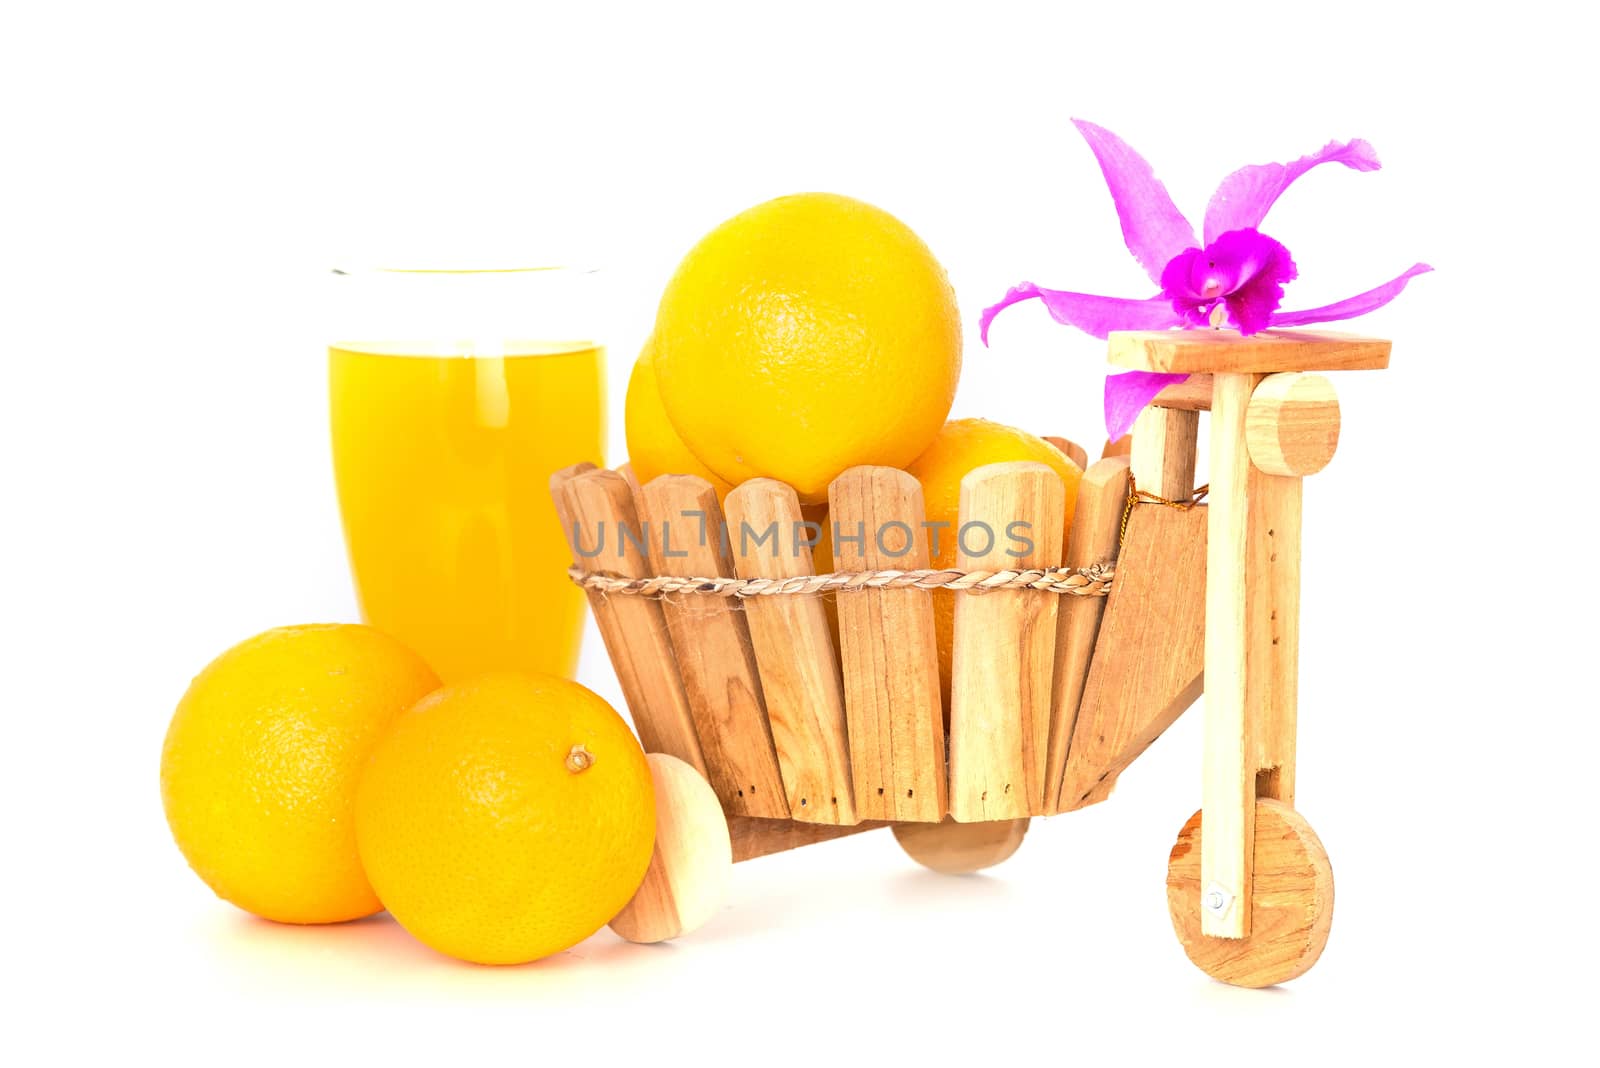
[550,328,1383,988]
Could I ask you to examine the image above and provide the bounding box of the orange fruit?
[624,337,735,495]
[906,419,1084,706]
[653,193,961,504]
[355,673,655,964]
[160,624,440,924]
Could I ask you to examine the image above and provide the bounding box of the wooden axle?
[1246,372,1341,477]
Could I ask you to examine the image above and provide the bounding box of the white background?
[4,1,1595,1062]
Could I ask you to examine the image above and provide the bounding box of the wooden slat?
[550,465,707,774]
[1251,475,1302,805]
[1153,374,1214,411]
[948,462,1063,820]
[1102,435,1133,459]
[617,461,644,500]
[1058,502,1207,810]
[1129,405,1199,501]
[1203,373,1311,940]
[728,817,888,862]
[1042,456,1129,810]
[1109,328,1391,375]
[724,479,857,825]
[1055,400,1206,810]
[1043,435,1089,471]
[638,475,788,818]
[829,466,947,822]
[1201,371,1262,938]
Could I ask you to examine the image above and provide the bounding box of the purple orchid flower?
[982,120,1433,441]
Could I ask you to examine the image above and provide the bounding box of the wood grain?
[1251,474,1302,806]
[1245,372,1341,477]
[1102,435,1133,459]
[1043,435,1089,471]
[728,816,889,862]
[1129,404,1199,501]
[608,753,732,944]
[948,462,1063,820]
[1152,374,1214,411]
[1200,372,1262,938]
[829,466,947,822]
[724,478,857,824]
[1167,799,1333,988]
[1042,455,1130,811]
[550,465,707,774]
[1109,328,1390,375]
[893,817,1029,874]
[638,474,788,818]
[1058,501,1207,810]
[617,461,644,500]
[1055,401,1204,810]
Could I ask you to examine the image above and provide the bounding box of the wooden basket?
[550,328,1386,987]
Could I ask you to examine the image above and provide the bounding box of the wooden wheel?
[1166,798,1333,988]
[893,817,1028,874]
[609,755,733,944]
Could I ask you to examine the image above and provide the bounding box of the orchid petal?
[1158,229,1297,333]
[1073,119,1199,286]
[1268,263,1433,328]
[981,282,1183,344]
[980,282,1043,344]
[1217,232,1298,335]
[1203,139,1381,244]
[1158,248,1215,327]
[1105,371,1189,442]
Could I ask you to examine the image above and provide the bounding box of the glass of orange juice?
[328,267,604,682]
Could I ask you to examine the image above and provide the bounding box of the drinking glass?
[328,267,604,681]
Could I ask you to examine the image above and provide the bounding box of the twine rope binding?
[564,473,1207,602]
[568,563,1116,599]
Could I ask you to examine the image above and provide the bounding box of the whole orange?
[624,337,735,496]
[160,624,440,924]
[355,673,655,965]
[653,192,961,504]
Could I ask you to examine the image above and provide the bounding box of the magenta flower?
[982,120,1432,440]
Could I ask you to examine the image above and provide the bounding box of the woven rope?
[567,563,1115,600]
[560,471,1219,602]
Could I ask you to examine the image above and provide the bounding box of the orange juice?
[329,341,603,681]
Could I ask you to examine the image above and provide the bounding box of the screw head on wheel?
[1167,799,1334,988]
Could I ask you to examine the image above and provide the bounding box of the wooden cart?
[551,328,1380,988]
